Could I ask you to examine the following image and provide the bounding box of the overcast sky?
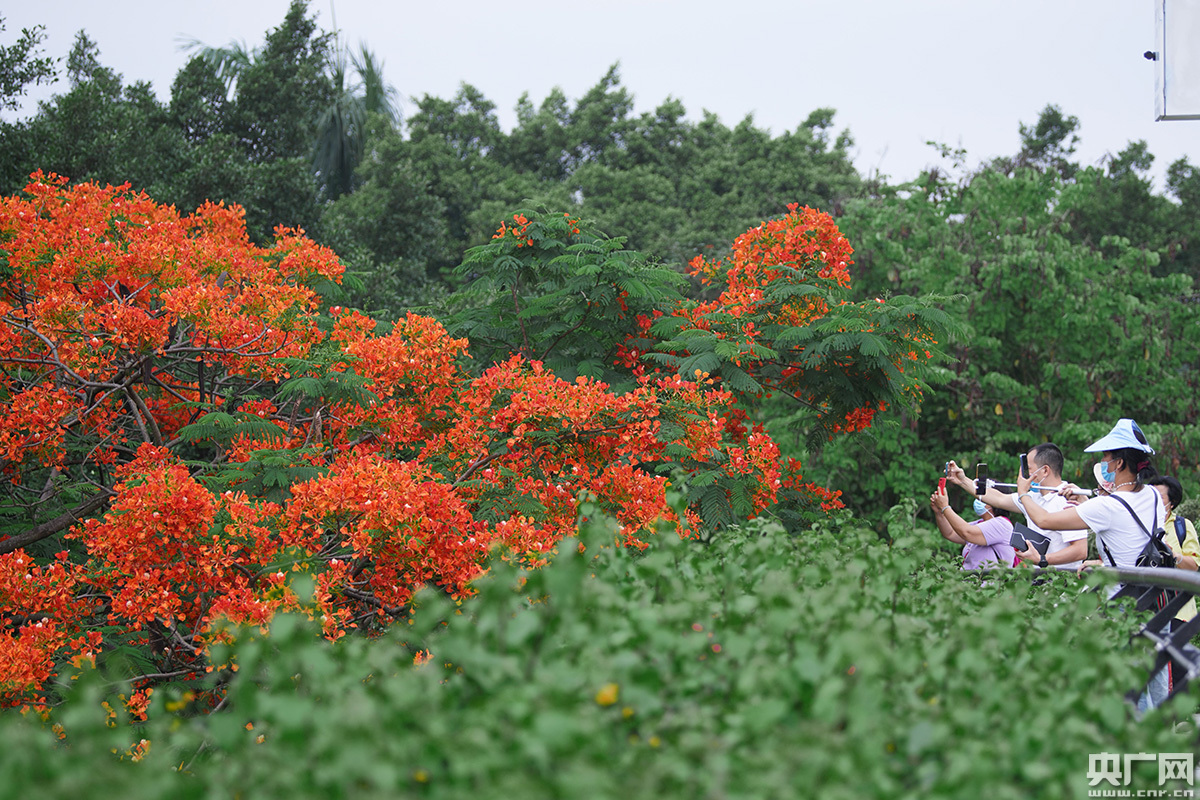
[3,1,1195,190]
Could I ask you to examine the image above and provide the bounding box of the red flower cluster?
[0,549,99,705]
[651,204,938,439]
[0,182,880,707]
[687,203,852,328]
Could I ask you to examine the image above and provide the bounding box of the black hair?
[1148,475,1183,508]
[1109,447,1157,484]
[977,499,1008,520]
[1030,443,1064,476]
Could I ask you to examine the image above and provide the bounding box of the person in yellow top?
[1146,475,1198,701]
[1146,476,1200,619]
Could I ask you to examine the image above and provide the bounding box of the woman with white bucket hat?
[1016,418,1163,573]
[1016,418,1170,710]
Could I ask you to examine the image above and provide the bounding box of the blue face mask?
[973,499,988,517]
[1099,460,1116,485]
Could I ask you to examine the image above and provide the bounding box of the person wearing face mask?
[1049,461,1114,507]
[947,443,1087,570]
[1144,474,1200,580]
[929,482,1015,570]
[1146,476,1199,572]
[1092,461,1115,496]
[1015,419,1163,584]
[1144,475,1199,699]
[1016,419,1168,710]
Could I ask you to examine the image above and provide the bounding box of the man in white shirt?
[947,443,1088,569]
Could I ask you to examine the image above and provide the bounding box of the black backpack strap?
[1104,491,1161,546]
[1176,517,1188,548]
[1102,538,1117,568]
[1105,491,1171,570]
[1108,492,1158,545]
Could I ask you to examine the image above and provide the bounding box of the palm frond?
[351,43,400,124]
[177,36,256,96]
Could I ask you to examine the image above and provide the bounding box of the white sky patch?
[2,0,1196,190]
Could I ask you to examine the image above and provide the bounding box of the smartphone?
[975,463,988,496]
[1020,453,1030,479]
[938,462,948,492]
[1010,531,1027,551]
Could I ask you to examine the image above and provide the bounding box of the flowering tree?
[451,205,950,526]
[656,204,949,443]
[0,173,344,705]
[0,178,944,707]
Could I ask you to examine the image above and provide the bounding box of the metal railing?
[1101,567,1200,708]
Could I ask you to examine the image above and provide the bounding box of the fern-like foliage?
[177,412,289,446]
[275,351,379,408]
[442,207,686,390]
[656,204,961,449]
[195,446,328,504]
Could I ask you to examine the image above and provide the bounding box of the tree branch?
[511,285,532,358]
[0,489,115,555]
[340,586,405,618]
[538,303,593,362]
[125,384,163,445]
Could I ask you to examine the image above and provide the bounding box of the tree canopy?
[0,5,1198,792]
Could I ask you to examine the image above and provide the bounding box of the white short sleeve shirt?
[1074,487,1165,569]
[1026,485,1088,570]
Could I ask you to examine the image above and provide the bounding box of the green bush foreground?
[1,503,1192,799]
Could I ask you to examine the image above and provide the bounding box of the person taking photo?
[929,484,1015,570]
[947,443,1087,569]
[1014,419,1164,584]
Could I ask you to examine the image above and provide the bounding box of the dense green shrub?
[0,505,1191,798]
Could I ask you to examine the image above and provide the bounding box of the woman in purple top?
[930,484,1016,569]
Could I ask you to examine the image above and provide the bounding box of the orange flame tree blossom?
[650,203,950,446]
[446,205,949,536]
[0,179,801,706]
